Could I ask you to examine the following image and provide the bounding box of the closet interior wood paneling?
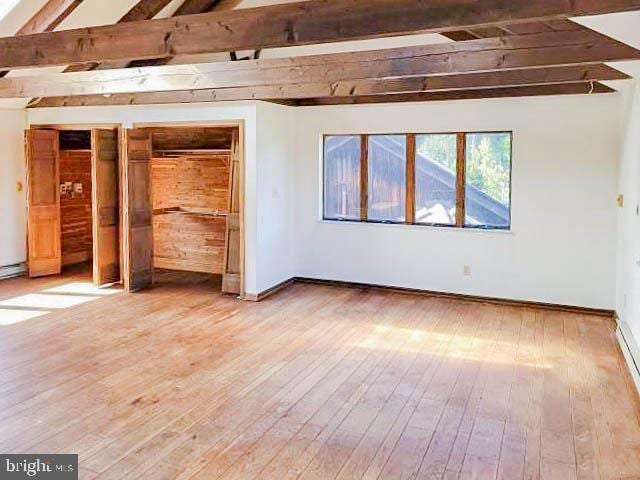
[59,130,93,267]
[149,127,233,277]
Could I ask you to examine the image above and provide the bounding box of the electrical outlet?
[463,265,471,276]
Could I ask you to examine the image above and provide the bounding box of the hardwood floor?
[0,268,639,479]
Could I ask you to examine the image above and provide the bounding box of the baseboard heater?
[616,318,640,395]
[0,262,26,280]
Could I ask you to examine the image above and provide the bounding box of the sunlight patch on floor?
[0,293,98,309]
[0,308,50,325]
[354,323,553,369]
[0,282,121,325]
[44,282,120,296]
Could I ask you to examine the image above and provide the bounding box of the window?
[323,135,361,220]
[368,135,406,222]
[415,134,457,225]
[464,133,512,229]
[323,131,512,230]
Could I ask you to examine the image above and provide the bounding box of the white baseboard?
[0,262,26,280]
[616,317,640,395]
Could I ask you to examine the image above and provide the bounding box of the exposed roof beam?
[2,0,640,70]
[440,19,625,108]
[118,0,175,22]
[16,0,84,36]
[28,64,628,108]
[174,0,225,15]
[7,30,640,99]
[126,0,242,69]
[294,83,616,107]
[0,0,85,78]
[64,0,175,72]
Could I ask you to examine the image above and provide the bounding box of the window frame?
[321,134,364,222]
[322,131,513,231]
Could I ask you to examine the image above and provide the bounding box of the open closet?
[122,125,242,295]
[25,123,243,296]
[25,127,120,287]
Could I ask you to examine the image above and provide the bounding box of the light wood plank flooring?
[0,268,639,480]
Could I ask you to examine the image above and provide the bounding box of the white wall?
[6,92,622,309]
[0,109,27,268]
[292,94,620,309]
[616,80,640,342]
[254,102,295,292]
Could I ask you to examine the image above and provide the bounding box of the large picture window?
[323,131,512,230]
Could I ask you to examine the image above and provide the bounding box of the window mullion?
[406,133,416,224]
[360,134,368,222]
[455,132,466,228]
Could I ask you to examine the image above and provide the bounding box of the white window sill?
[316,219,515,236]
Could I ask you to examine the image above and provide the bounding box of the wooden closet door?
[26,129,61,278]
[91,129,120,286]
[222,129,242,295]
[122,129,153,292]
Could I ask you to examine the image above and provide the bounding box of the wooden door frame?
[27,123,123,284]
[131,120,246,298]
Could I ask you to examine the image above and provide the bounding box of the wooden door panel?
[26,129,61,278]
[222,129,241,295]
[92,128,121,286]
[123,129,153,292]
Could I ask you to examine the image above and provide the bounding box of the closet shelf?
[153,149,231,158]
[153,207,228,219]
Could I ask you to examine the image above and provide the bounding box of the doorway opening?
[25,126,121,288]
[122,123,243,296]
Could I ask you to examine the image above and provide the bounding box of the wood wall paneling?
[59,148,93,266]
[26,129,62,278]
[151,152,230,274]
[150,127,232,151]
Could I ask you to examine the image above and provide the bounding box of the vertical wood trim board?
[222,129,241,294]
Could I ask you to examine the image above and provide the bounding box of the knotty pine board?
[59,149,93,266]
[151,154,230,210]
[152,154,230,274]
[153,214,227,274]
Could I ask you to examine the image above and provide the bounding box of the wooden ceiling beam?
[127,0,242,69]
[294,83,616,107]
[173,0,224,16]
[15,0,84,36]
[118,0,175,23]
[64,0,175,72]
[7,29,640,100]
[440,19,625,101]
[28,64,628,108]
[0,0,85,77]
[2,0,640,70]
